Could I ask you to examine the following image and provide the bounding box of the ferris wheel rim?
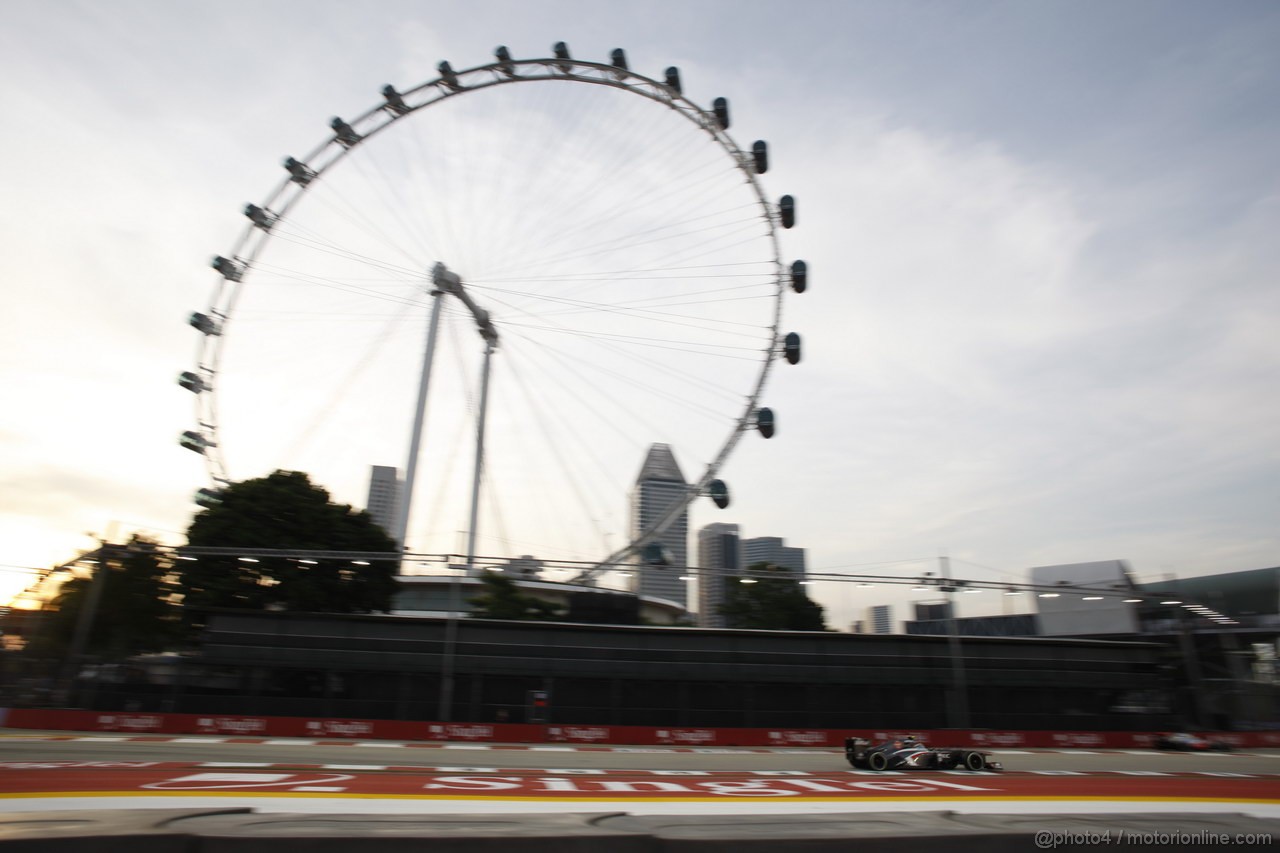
[189,46,790,568]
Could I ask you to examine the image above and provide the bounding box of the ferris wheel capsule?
[437,60,460,90]
[708,479,730,509]
[790,260,807,293]
[494,46,515,76]
[381,84,411,115]
[194,487,223,508]
[779,195,796,228]
[752,141,769,174]
[178,371,206,394]
[188,312,220,336]
[642,542,674,566]
[664,67,683,95]
[283,156,315,186]
[553,42,572,73]
[756,407,775,438]
[784,332,802,365]
[330,117,362,147]
[712,97,730,130]
[180,430,210,454]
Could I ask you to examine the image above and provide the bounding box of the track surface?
[2,731,1278,816]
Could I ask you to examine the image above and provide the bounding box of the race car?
[1153,732,1233,752]
[844,736,1003,771]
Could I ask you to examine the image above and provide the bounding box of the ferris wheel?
[180,43,806,579]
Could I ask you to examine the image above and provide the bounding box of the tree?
[468,572,564,621]
[718,562,827,631]
[26,537,180,660]
[177,471,398,632]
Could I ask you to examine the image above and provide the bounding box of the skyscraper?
[741,536,807,577]
[696,522,741,628]
[868,604,893,635]
[365,465,400,540]
[629,443,689,609]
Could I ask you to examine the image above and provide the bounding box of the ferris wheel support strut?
[392,275,448,555]
[466,338,497,571]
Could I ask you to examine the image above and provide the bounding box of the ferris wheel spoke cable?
[493,202,763,285]
[552,327,749,404]
[259,226,430,289]
[472,80,683,279]
[295,169,431,275]
[343,151,447,274]
[504,328,669,450]
[482,287,770,352]
[472,105,744,282]
[482,154,737,286]
[485,283,773,338]
[476,286,752,405]
[498,338,636,542]
[489,357,612,559]
[503,215,768,295]
[275,303,413,470]
[245,262,428,313]
[508,322,729,431]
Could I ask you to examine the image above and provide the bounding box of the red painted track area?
[2,763,1277,804]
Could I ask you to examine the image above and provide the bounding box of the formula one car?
[1153,732,1233,752]
[845,737,1003,771]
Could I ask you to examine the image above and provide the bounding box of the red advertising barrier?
[2,707,1277,749]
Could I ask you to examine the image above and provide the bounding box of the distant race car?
[844,737,1003,771]
[1153,732,1233,752]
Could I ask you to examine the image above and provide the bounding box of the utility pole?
[940,554,970,729]
[59,542,111,705]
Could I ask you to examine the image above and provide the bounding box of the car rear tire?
[867,752,889,771]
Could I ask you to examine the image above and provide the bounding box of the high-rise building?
[696,522,741,628]
[741,536,806,577]
[868,604,893,635]
[629,444,689,609]
[365,465,401,540]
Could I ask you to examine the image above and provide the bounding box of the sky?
[1,0,1278,632]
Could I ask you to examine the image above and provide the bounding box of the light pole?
[939,555,970,729]
[59,543,111,705]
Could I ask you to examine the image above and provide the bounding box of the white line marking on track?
[172,738,225,744]
[262,739,317,746]
[322,765,388,771]
[199,763,273,768]
[441,744,492,750]
[352,742,403,748]
[290,786,347,792]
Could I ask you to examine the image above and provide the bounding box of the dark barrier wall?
[77,610,1175,731]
